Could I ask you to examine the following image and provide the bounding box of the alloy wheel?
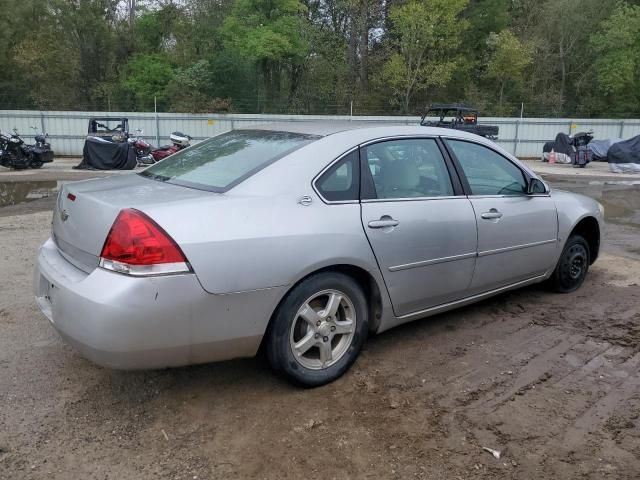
[289,289,357,370]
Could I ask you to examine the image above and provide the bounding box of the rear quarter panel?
[142,197,383,296]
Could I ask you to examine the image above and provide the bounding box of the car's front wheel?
[548,234,590,293]
[266,272,368,387]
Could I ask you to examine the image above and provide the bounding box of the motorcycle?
[129,130,192,166]
[0,127,54,169]
[571,130,594,168]
[150,131,192,161]
[128,129,155,166]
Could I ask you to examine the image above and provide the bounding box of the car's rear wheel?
[548,234,590,293]
[266,272,368,387]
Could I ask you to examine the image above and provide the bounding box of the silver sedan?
[34,124,604,386]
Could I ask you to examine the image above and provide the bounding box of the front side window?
[140,130,318,192]
[447,140,527,196]
[315,150,359,201]
[363,138,454,199]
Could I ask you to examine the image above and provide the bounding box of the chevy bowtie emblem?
[60,209,69,222]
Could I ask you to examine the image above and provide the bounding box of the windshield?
[139,129,319,192]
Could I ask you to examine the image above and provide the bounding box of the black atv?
[420,103,499,140]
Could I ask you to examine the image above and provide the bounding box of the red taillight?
[100,209,190,275]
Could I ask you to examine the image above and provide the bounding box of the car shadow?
[71,282,551,407]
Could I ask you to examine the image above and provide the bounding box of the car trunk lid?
[52,174,215,273]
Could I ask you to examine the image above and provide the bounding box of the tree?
[222,0,309,109]
[120,54,175,110]
[591,2,640,114]
[485,29,532,113]
[2,0,639,116]
[380,0,468,113]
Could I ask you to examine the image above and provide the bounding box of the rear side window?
[140,130,318,192]
[315,150,359,202]
[447,140,527,196]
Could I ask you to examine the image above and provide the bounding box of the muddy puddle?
[0,181,60,208]
[545,176,640,229]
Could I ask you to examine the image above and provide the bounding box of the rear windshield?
[139,129,318,192]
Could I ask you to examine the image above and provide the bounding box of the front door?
[360,138,478,317]
[445,139,559,293]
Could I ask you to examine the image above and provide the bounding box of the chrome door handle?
[368,217,400,229]
[481,209,503,220]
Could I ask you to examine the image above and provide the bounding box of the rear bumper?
[34,238,285,369]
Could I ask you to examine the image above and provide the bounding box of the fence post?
[155,114,160,146]
[513,118,520,157]
[619,120,625,138]
[40,111,46,135]
[154,96,160,146]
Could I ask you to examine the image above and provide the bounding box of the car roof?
[240,121,390,136]
[238,121,485,140]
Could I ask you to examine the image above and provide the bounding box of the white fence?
[2,110,640,157]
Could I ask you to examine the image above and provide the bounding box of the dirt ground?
[1,161,639,479]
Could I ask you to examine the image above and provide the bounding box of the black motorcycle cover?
[75,137,137,170]
[543,132,574,156]
[607,135,640,165]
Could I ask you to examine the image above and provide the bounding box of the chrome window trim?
[312,146,360,205]
[359,134,439,147]
[467,193,551,199]
[361,195,463,203]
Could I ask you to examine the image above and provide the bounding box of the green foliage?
[121,54,175,110]
[1,0,639,117]
[221,0,309,109]
[485,30,533,113]
[591,3,640,112]
[381,0,468,113]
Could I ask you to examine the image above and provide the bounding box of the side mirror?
[527,178,548,195]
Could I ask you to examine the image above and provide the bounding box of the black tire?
[30,161,43,169]
[548,235,590,293]
[266,272,368,387]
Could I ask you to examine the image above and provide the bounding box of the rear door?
[444,138,558,293]
[359,137,477,317]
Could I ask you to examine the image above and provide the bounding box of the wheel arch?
[260,263,387,354]
[568,215,600,264]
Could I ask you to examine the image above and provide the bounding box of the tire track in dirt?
[561,352,640,451]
